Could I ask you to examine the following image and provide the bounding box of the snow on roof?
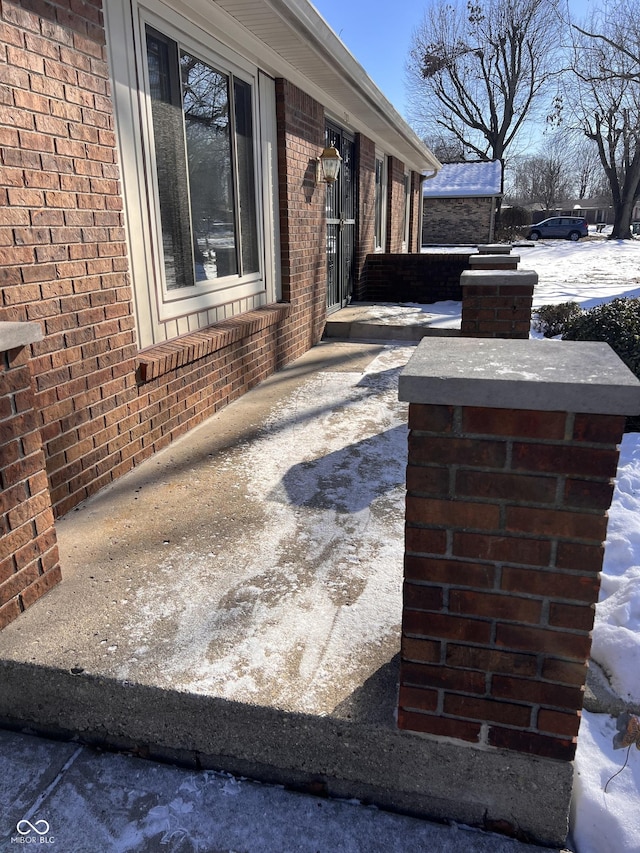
[423,160,502,198]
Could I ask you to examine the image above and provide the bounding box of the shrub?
[501,205,530,228]
[561,297,640,432]
[495,223,529,242]
[533,301,582,338]
[496,205,530,242]
[562,297,640,377]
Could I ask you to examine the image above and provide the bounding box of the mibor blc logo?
[11,819,55,845]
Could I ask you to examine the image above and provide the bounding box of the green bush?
[562,297,640,376]
[533,298,640,430]
[533,302,582,338]
[561,297,640,432]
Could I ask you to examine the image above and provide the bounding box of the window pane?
[234,79,259,274]
[145,26,261,290]
[146,30,195,290]
[180,50,238,279]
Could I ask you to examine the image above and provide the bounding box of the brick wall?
[423,196,496,245]
[275,78,326,352]
[1,340,61,630]
[386,156,406,253]
[400,401,623,760]
[0,6,326,519]
[353,133,375,301]
[0,0,137,517]
[362,252,472,302]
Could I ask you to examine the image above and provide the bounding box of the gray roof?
[423,160,502,198]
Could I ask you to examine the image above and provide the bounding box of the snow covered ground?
[425,236,640,853]
[520,236,640,310]
[522,238,640,853]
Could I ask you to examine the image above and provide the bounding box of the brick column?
[1,323,61,630]
[461,269,536,339]
[397,338,640,837]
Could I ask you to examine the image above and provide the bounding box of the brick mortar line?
[406,492,611,515]
[397,702,576,733]
[409,430,621,450]
[406,520,605,546]
[404,578,597,606]
[399,680,581,715]
[404,548,598,574]
[402,608,592,636]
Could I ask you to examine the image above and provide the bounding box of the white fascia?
[210,0,441,173]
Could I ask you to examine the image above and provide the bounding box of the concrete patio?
[324,301,461,341]
[0,339,569,850]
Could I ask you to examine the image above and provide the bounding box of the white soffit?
[211,0,440,172]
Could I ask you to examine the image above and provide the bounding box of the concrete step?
[0,726,566,853]
[324,303,461,342]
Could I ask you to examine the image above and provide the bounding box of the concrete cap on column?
[399,337,640,415]
[477,244,512,254]
[0,321,43,353]
[469,255,520,268]
[461,269,538,288]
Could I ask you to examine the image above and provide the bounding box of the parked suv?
[528,217,589,241]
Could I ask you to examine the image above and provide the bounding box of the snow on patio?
[117,345,413,714]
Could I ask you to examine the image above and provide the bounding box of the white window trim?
[402,171,411,253]
[374,152,387,253]
[105,0,279,348]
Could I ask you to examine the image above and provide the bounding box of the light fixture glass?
[318,145,342,184]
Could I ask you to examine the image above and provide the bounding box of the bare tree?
[407,0,561,162]
[574,144,607,199]
[505,136,574,209]
[422,132,467,163]
[569,0,640,238]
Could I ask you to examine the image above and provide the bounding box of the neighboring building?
[422,160,502,245]
[532,198,614,226]
[0,0,439,530]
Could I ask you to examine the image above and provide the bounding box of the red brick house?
[0,0,438,625]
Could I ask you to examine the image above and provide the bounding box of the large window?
[105,1,279,347]
[146,26,259,291]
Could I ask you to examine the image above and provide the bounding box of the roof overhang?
[209,0,440,173]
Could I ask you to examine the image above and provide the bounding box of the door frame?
[325,122,356,312]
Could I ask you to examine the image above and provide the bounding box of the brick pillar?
[1,323,61,630]
[461,269,536,339]
[397,337,640,839]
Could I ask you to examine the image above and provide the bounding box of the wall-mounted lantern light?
[317,145,342,185]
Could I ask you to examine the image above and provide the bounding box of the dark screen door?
[326,124,356,311]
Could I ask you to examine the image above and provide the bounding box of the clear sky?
[310,0,593,121]
[311,0,427,117]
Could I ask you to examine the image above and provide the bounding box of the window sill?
[136,303,290,382]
